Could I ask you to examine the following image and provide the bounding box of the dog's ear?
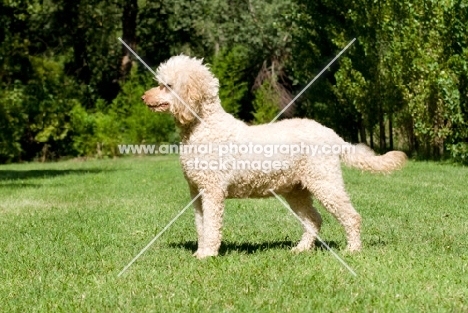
[169,78,202,125]
[186,79,204,106]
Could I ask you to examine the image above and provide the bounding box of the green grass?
[1,156,467,312]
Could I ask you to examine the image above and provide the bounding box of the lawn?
[0,156,467,312]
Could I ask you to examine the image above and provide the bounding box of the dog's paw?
[291,240,315,253]
[193,249,218,259]
[291,247,304,254]
[346,243,362,252]
[291,245,311,253]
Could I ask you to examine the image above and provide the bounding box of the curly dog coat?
[141,55,406,259]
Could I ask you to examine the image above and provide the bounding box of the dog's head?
[141,55,219,125]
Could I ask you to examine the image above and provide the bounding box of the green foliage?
[252,78,280,124]
[333,57,370,142]
[294,0,468,160]
[69,104,99,157]
[448,142,468,165]
[0,55,80,162]
[1,0,468,163]
[0,86,27,162]
[26,56,78,144]
[211,46,250,117]
[334,58,368,110]
[70,69,176,157]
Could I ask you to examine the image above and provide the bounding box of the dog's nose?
[141,94,146,101]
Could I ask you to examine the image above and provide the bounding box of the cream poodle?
[141,55,406,259]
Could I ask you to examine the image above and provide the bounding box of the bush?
[210,46,250,117]
[0,56,81,162]
[448,142,468,165]
[252,78,280,124]
[0,86,27,163]
[70,68,177,158]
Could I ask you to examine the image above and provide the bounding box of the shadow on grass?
[0,169,114,189]
[367,238,388,247]
[0,183,43,189]
[169,240,341,255]
[0,169,111,182]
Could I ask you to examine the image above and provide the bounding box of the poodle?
[141,55,406,259]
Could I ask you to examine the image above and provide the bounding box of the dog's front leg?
[190,187,205,258]
[195,191,225,259]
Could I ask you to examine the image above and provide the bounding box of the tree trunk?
[73,27,91,85]
[120,0,138,81]
[41,144,49,163]
[62,1,92,107]
[379,106,386,151]
[359,116,367,145]
[389,113,393,150]
[407,117,414,153]
[62,1,90,85]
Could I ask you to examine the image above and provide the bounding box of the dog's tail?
[340,144,407,173]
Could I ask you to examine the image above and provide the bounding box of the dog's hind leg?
[189,186,204,258]
[303,166,362,252]
[283,186,322,252]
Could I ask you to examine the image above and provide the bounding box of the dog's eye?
[166,84,172,88]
